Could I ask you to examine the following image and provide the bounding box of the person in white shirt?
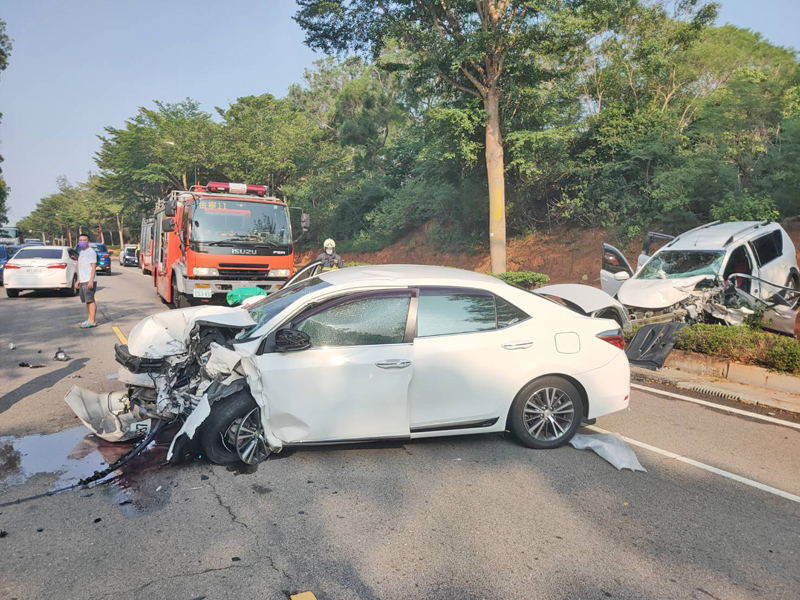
[75,233,98,328]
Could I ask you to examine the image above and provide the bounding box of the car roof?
[318,264,507,290]
[666,221,781,251]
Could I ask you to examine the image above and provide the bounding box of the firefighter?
[317,238,344,270]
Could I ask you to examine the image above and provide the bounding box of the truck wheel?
[172,280,188,308]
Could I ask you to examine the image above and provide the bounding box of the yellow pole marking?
[112,326,128,345]
[290,593,318,600]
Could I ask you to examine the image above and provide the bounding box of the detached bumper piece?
[625,323,688,370]
[115,343,166,374]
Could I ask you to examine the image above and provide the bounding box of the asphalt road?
[1,267,799,600]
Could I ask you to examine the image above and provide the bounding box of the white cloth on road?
[77,247,97,283]
[569,432,647,471]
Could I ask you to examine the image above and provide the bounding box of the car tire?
[509,376,584,450]
[198,390,260,465]
[5,289,19,298]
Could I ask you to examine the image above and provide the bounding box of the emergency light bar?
[206,182,267,197]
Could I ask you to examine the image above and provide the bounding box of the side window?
[295,293,410,347]
[417,290,496,337]
[496,296,529,329]
[751,231,782,266]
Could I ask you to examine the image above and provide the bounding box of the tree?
[0,18,13,225]
[295,0,587,273]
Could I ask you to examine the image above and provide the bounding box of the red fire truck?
[152,182,309,307]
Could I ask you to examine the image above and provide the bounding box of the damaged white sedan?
[66,265,630,467]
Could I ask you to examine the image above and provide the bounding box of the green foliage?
[0,18,12,225]
[491,271,550,290]
[709,192,779,222]
[675,324,800,375]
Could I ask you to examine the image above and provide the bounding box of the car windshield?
[14,248,63,259]
[92,244,108,253]
[637,250,725,280]
[125,247,136,256]
[238,276,331,339]
[190,199,290,246]
[0,227,20,239]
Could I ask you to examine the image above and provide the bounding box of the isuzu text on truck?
[152,182,309,307]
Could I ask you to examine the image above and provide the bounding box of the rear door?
[254,290,414,443]
[600,244,634,297]
[749,230,786,300]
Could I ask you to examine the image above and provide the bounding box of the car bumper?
[182,278,286,298]
[577,351,631,419]
[98,263,111,271]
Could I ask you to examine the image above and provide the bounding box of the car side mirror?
[274,328,311,352]
[164,199,177,218]
[614,271,630,282]
[301,212,310,233]
[162,218,176,233]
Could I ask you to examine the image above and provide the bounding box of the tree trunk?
[97,211,105,244]
[67,228,73,247]
[484,87,507,274]
[117,213,125,248]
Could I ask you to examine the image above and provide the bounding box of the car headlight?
[193,267,219,277]
[269,269,291,278]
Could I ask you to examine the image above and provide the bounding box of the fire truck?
[152,182,309,307]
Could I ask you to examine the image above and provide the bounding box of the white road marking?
[586,425,800,504]
[631,382,800,431]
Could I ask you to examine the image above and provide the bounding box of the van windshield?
[637,251,724,280]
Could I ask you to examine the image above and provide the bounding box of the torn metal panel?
[64,386,151,442]
[618,275,711,311]
[625,323,688,370]
[239,356,283,452]
[204,342,242,377]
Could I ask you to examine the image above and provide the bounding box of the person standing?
[316,238,344,270]
[75,233,98,328]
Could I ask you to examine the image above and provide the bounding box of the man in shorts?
[75,233,98,328]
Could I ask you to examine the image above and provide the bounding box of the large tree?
[0,18,13,225]
[294,0,587,273]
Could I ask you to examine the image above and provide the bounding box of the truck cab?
[152,182,309,307]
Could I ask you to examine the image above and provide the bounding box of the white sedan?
[66,265,630,466]
[3,245,80,298]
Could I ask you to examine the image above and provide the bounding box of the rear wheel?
[5,288,19,298]
[509,376,583,450]
[64,275,78,297]
[198,391,269,465]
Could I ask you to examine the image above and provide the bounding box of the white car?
[601,221,800,329]
[65,265,630,466]
[3,245,80,298]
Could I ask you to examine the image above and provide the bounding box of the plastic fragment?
[569,432,646,472]
[53,348,71,362]
[8,343,16,350]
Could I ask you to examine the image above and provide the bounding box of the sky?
[1,0,799,225]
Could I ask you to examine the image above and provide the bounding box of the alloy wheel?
[233,407,271,465]
[523,387,575,442]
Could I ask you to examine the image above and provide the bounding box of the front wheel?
[198,391,269,465]
[509,376,583,450]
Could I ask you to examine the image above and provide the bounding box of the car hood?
[617,275,710,309]
[127,305,257,358]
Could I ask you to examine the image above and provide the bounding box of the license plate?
[193,288,213,298]
[26,268,42,274]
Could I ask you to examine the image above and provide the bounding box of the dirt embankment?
[299,218,800,285]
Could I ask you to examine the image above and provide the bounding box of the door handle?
[502,341,533,350]
[375,359,412,369]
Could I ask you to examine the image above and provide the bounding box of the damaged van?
[600,221,800,334]
[66,264,632,467]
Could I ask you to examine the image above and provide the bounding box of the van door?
[600,244,634,297]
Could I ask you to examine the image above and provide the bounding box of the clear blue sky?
[1,0,798,224]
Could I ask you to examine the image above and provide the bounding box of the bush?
[491,271,550,290]
[675,324,800,375]
[344,261,371,267]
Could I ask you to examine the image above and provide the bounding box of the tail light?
[5,264,20,269]
[597,329,625,350]
[47,263,68,269]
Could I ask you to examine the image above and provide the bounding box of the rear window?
[750,231,782,266]
[14,248,63,259]
[92,244,108,253]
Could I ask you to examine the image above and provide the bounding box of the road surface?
[1,267,798,600]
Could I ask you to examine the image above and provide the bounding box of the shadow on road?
[0,358,88,414]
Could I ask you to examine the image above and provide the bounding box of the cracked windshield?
[190,199,290,245]
[638,250,725,280]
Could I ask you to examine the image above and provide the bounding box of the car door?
[254,289,415,443]
[283,260,323,288]
[600,244,634,297]
[749,230,786,300]
[407,287,531,431]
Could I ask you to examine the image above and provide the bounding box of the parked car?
[3,246,80,298]
[0,245,8,284]
[23,238,44,245]
[600,221,800,332]
[119,244,139,267]
[66,265,631,467]
[90,243,112,274]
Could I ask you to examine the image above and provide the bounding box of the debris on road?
[53,348,71,362]
[18,362,45,369]
[8,343,16,350]
[570,432,646,471]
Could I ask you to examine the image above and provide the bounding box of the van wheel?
[509,376,583,450]
[198,391,269,465]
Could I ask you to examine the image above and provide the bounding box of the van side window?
[751,231,782,266]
